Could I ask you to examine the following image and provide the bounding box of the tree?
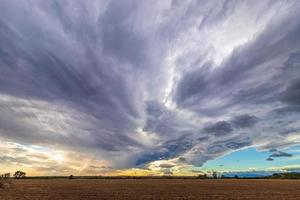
[198,174,207,179]
[221,175,227,179]
[0,173,11,188]
[69,175,74,179]
[212,171,218,179]
[13,171,26,179]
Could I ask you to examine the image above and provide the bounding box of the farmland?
[1,179,300,200]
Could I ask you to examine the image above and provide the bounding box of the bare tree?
[0,173,12,188]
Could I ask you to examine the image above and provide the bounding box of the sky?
[0,0,300,177]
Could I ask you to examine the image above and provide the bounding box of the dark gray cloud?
[159,163,175,169]
[204,121,233,136]
[0,0,300,173]
[232,114,258,128]
[264,149,293,162]
[136,136,193,165]
[98,1,147,66]
[168,0,300,166]
[174,2,300,116]
[225,141,251,150]
[191,169,204,173]
[269,149,293,158]
[281,79,300,106]
[269,149,277,153]
[0,0,151,155]
[174,63,211,106]
[280,128,300,136]
[143,101,197,140]
[178,157,187,163]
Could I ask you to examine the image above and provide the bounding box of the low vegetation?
[267,172,300,179]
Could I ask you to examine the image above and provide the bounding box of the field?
[1,179,300,200]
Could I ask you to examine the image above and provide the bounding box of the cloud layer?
[0,0,300,174]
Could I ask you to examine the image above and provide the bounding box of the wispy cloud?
[0,0,300,175]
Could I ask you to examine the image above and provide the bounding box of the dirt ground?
[0,179,300,200]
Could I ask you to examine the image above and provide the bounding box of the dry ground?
[0,179,300,200]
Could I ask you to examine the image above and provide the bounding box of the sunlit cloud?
[0,0,300,175]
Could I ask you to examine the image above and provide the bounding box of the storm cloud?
[269,149,293,158]
[0,0,300,174]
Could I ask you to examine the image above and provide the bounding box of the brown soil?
[0,179,300,200]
